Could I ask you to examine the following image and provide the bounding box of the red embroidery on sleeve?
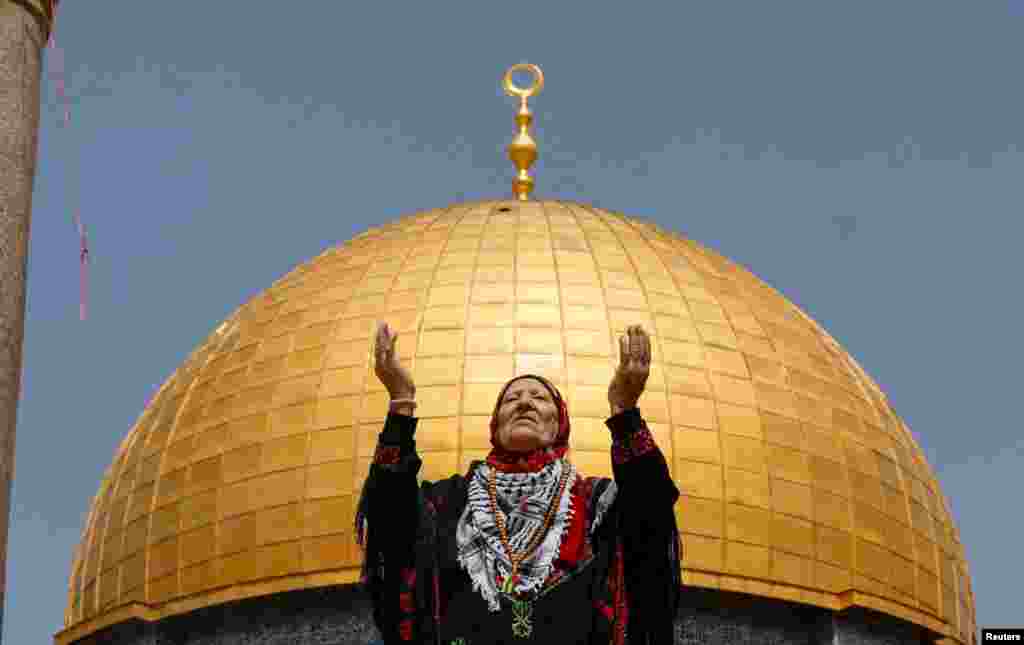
[401,566,417,588]
[398,618,414,641]
[398,566,417,627]
[610,541,629,645]
[629,425,656,456]
[399,591,415,613]
[373,445,401,465]
[611,420,657,465]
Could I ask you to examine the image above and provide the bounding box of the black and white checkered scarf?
[456,458,576,612]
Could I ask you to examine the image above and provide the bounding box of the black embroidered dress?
[358,407,682,645]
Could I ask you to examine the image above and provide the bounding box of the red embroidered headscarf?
[486,374,571,473]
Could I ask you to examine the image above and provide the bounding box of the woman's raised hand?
[608,324,651,415]
[374,321,416,400]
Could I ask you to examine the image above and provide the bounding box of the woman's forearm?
[605,407,679,508]
[363,410,423,562]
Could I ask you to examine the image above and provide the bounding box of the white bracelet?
[389,398,417,412]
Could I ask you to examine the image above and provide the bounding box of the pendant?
[511,598,533,639]
[501,574,533,639]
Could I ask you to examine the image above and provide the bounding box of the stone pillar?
[0,0,53,640]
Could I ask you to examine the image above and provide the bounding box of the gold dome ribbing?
[57,200,975,645]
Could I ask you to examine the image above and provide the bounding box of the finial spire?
[502,63,544,201]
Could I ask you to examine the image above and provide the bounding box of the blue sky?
[8,1,1024,641]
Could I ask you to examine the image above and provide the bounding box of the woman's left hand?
[608,324,651,415]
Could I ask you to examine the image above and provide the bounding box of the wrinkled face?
[495,378,560,453]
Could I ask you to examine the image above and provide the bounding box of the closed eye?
[503,386,551,404]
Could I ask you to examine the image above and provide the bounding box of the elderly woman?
[356,322,682,645]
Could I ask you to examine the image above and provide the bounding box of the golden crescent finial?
[503,63,544,99]
[503,63,544,201]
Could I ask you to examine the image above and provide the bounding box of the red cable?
[46,1,89,320]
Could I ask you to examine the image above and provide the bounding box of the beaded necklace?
[486,462,572,639]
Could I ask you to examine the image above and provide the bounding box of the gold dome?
[57,201,976,644]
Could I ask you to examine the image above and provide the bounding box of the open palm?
[608,324,650,413]
[374,321,415,399]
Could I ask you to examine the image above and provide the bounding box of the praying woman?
[356,322,682,645]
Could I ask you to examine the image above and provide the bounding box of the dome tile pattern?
[59,201,975,645]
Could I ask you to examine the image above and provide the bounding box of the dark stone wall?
[833,608,928,645]
[68,585,931,645]
[71,586,377,645]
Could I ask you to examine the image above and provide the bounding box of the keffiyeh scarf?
[456,459,576,612]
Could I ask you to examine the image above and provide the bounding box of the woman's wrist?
[389,392,417,416]
[609,401,635,416]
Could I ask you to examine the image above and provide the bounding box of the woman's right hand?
[374,321,416,400]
